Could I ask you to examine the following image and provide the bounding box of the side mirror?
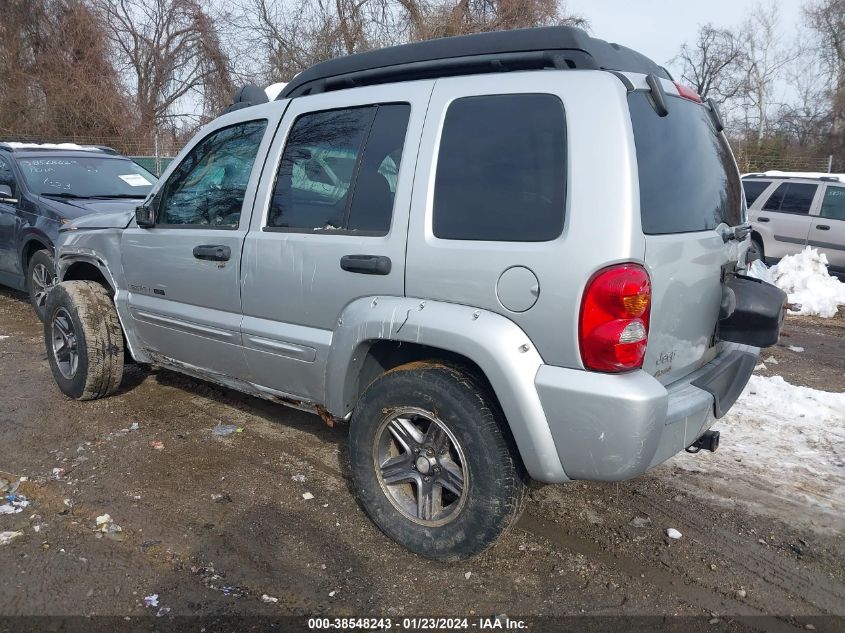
[0,184,18,203]
[135,201,156,228]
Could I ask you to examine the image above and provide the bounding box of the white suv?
[744,172,845,275]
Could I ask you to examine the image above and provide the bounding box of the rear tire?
[348,361,527,560]
[27,249,55,322]
[44,281,124,400]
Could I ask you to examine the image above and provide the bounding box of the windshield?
[629,92,744,234]
[16,155,157,198]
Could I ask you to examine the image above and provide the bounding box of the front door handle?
[758,216,770,223]
[340,254,391,275]
[193,244,231,261]
[816,224,831,231]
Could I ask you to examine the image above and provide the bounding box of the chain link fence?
[732,150,835,175]
[0,134,180,176]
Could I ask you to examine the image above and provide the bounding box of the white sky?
[566,0,806,73]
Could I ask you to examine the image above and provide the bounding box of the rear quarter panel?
[405,70,645,369]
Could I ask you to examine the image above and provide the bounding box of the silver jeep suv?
[44,27,784,560]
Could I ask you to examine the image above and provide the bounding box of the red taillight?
[673,82,703,103]
[579,264,651,372]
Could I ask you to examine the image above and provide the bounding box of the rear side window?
[762,182,817,215]
[742,180,771,207]
[433,94,566,241]
[820,185,845,220]
[268,104,410,235]
[629,92,743,234]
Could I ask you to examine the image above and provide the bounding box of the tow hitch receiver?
[686,430,720,453]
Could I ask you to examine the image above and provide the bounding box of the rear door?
[628,87,745,383]
[756,181,819,259]
[807,183,845,271]
[240,82,431,401]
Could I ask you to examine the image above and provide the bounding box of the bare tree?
[0,0,131,139]
[671,24,744,103]
[804,0,845,85]
[236,0,587,85]
[737,3,796,143]
[95,0,235,134]
[804,0,845,158]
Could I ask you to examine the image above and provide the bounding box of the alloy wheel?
[51,307,79,379]
[373,407,469,526]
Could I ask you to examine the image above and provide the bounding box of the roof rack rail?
[279,26,669,99]
[744,172,844,182]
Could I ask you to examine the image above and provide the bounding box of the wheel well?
[751,231,764,254]
[21,239,50,269]
[63,261,113,294]
[350,340,525,475]
[353,340,498,411]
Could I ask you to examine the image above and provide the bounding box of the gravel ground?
[0,286,842,631]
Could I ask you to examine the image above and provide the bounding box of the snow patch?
[748,247,845,318]
[758,170,845,182]
[668,375,845,532]
[4,142,104,152]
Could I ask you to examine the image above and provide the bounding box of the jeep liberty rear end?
[45,26,785,560]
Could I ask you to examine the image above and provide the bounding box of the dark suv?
[0,142,157,319]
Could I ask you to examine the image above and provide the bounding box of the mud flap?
[691,349,757,418]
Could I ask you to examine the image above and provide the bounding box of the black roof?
[280,26,668,98]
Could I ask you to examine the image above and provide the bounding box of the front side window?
[820,185,845,221]
[433,94,566,241]
[157,119,267,228]
[268,104,410,235]
[742,180,771,207]
[762,182,817,215]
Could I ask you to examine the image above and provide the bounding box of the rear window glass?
[742,180,771,207]
[763,182,817,215]
[433,94,566,242]
[629,92,743,234]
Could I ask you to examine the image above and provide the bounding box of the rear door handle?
[758,217,770,223]
[193,244,231,261]
[816,224,831,231]
[340,254,391,275]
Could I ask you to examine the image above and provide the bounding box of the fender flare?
[325,296,569,483]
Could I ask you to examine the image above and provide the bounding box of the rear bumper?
[534,343,758,482]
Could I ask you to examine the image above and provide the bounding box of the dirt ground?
[0,286,843,630]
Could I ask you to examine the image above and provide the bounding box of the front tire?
[751,236,764,263]
[44,281,124,400]
[27,249,55,322]
[348,362,527,560]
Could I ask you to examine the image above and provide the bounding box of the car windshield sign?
[16,156,157,198]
